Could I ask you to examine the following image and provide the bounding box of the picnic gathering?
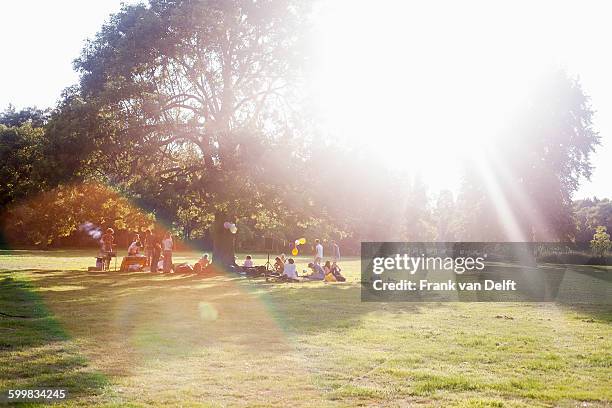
[2,0,611,405]
[101,227,346,283]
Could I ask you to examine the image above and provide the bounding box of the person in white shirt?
[283,258,298,280]
[162,232,173,273]
[127,234,141,256]
[314,239,323,264]
[243,255,254,268]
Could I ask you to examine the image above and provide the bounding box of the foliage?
[0,104,50,128]
[457,71,600,241]
[433,189,460,241]
[574,197,612,242]
[62,0,317,261]
[0,3,606,250]
[590,226,611,257]
[0,123,48,208]
[2,183,154,247]
[0,97,94,210]
[72,0,310,212]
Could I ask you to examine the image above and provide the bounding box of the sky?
[1,0,610,199]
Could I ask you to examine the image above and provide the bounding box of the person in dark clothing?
[150,235,162,273]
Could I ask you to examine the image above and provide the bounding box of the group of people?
[241,239,345,282]
[101,229,345,282]
[305,238,344,281]
[101,228,175,273]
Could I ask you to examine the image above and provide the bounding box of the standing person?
[144,229,153,266]
[150,234,162,273]
[101,228,115,270]
[331,240,341,262]
[314,239,323,264]
[162,232,173,273]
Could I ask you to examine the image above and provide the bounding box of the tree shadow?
[8,265,611,369]
[240,280,456,334]
[0,277,107,399]
[10,269,298,373]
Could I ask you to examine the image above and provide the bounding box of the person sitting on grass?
[305,262,325,280]
[323,261,336,282]
[199,253,211,268]
[331,261,346,282]
[194,253,210,273]
[243,255,254,268]
[274,256,284,274]
[323,260,336,282]
[283,258,298,281]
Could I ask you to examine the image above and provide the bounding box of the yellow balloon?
[291,248,299,256]
[299,238,306,245]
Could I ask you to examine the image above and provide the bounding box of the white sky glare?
[1,1,138,108]
[1,0,610,199]
[313,0,612,199]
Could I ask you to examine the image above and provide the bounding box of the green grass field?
[0,249,610,407]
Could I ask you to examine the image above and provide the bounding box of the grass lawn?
[0,249,610,407]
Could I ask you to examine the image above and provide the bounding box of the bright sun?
[311,0,594,193]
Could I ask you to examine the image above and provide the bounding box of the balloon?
[299,238,306,245]
[230,226,237,234]
[223,222,231,229]
[291,248,299,256]
[295,239,300,245]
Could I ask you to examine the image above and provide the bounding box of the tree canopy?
[458,71,599,241]
[0,1,606,252]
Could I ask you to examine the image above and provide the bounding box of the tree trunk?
[211,212,235,268]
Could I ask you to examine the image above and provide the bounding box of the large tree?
[458,70,600,241]
[72,0,311,265]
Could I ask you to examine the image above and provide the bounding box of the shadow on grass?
[0,277,107,399]
[7,268,410,348]
[6,265,611,349]
[2,263,610,406]
[252,282,456,334]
